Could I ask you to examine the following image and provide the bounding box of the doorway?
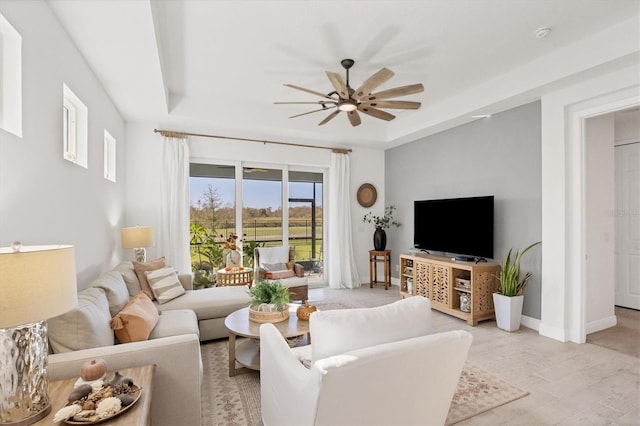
[584,106,639,355]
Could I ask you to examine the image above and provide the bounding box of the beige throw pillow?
[144,266,185,304]
[133,257,166,299]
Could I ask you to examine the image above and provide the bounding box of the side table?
[217,267,254,287]
[369,250,391,290]
[34,365,155,426]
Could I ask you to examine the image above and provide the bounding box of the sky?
[190,177,323,209]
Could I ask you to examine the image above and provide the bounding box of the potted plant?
[248,280,291,323]
[493,241,541,332]
[362,205,400,250]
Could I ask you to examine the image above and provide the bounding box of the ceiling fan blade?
[352,67,395,100]
[359,100,421,110]
[367,83,424,101]
[325,71,350,99]
[357,105,396,121]
[318,110,341,126]
[284,84,337,100]
[289,106,336,119]
[347,110,362,127]
[275,101,336,105]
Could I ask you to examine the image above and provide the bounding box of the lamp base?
[0,321,51,426]
[133,248,147,263]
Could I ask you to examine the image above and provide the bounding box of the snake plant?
[497,242,541,297]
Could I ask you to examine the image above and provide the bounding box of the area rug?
[200,339,529,426]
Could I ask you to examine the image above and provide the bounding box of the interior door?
[615,142,640,309]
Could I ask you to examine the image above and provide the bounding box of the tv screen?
[414,196,494,260]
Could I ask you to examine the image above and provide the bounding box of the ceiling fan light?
[338,101,358,112]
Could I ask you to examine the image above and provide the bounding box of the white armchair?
[260,297,473,426]
[254,245,308,301]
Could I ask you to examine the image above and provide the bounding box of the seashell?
[68,384,92,403]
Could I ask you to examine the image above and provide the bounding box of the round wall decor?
[357,183,377,207]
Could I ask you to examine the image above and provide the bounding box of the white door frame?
[567,94,639,343]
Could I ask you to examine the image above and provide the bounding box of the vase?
[226,250,242,268]
[373,227,386,251]
[492,293,524,332]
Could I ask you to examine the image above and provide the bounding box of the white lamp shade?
[121,226,155,249]
[0,245,78,328]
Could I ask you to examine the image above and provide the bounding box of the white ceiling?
[48,0,639,149]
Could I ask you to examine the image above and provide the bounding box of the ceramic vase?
[492,293,524,332]
[373,227,386,251]
[226,250,242,268]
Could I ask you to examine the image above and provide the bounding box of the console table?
[369,250,391,290]
[399,253,499,325]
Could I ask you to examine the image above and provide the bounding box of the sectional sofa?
[46,261,251,426]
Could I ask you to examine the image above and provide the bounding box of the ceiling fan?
[276,59,424,127]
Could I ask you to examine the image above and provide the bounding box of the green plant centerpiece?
[493,241,541,332]
[248,280,291,323]
[362,205,400,251]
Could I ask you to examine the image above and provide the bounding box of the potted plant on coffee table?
[493,241,541,332]
[248,280,291,323]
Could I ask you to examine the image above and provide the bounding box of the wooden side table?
[35,365,155,426]
[369,250,391,290]
[217,267,253,287]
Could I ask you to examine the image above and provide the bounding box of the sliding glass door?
[190,163,325,286]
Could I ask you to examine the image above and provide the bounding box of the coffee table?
[224,305,309,376]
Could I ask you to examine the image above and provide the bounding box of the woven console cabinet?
[399,254,499,326]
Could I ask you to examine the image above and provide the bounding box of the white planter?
[493,293,524,332]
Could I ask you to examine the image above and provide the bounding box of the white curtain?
[328,152,360,288]
[160,135,191,274]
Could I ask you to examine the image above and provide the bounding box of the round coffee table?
[224,305,310,376]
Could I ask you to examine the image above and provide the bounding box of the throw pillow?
[112,261,143,297]
[262,262,288,271]
[89,270,130,316]
[144,266,186,304]
[110,292,160,343]
[265,269,295,279]
[133,257,166,299]
[48,287,114,353]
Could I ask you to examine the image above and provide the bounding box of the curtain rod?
[153,129,352,154]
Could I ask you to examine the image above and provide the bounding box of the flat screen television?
[414,196,494,260]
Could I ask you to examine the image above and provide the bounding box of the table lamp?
[121,226,155,262]
[0,243,78,425]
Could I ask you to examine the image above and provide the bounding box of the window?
[0,13,22,137]
[62,84,88,167]
[103,130,116,182]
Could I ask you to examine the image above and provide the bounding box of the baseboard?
[520,315,540,331]
[539,323,568,342]
[586,315,617,334]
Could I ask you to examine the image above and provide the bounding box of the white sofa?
[47,261,251,426]
[260,297,473,426]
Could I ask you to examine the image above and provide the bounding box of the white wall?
[585,113,616,331]
[124,123,384,281]
[540,63,639,343]
[0,2,126,289]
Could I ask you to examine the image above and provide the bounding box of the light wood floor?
[308,285,640,425]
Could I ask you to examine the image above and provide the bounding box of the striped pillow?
[144,266,185,304]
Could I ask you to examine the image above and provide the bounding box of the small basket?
[248,305,290,323]
[455,278,471,290]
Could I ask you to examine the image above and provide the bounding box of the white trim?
[586,315,617,334]
[520,315,541,331]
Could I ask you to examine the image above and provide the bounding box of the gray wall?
[0,1,126,289]
[385,101,542,319]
